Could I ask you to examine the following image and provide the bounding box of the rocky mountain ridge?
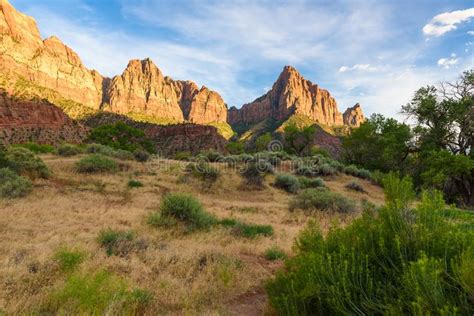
[0,0,228,127]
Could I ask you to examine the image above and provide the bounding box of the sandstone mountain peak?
[343,103,366,127]
[0,1,229,131]
[228,65,345,127]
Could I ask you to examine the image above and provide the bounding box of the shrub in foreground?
[159,193,217,230]
[97,229,140,256]
[267,187,474,315]
[5,147,49,179]
[289,188,357,213]
[0,168,32,198]
[45,270,151,314]
[241,162,266,187]
[275,173,300,193]
[75,154,118,173]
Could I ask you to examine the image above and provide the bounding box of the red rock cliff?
[343,103,365,127]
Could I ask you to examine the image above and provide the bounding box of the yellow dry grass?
[0,155,385,315]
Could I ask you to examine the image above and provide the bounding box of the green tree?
[283,123,316,155]
[255,133,272,152]
[342,114,412,172]
[88,122,155,153]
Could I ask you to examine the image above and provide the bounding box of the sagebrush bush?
[264,246,287,261]
[75,154,118,173]
[127,180,143,188]
[199,150,223,162]
[298,176,325,189]
[53,247,85,273]
[290,188,357,213]
[186,162,220,185]
[147,212,178,227]
[45,270,151,314]
[5,147,49,179]
[267,188,474,315]
[174,151,191,161]
[97,229,139,256]
[159,193,217,230]
[316,164,337,176]
[133,149,150,162]
[275,173,300,193]
[0,168,32,198]
[344,164,372,179]
[295,165,316,177]
[241,162,266,187]
[345,181,367,193]
[113,149,135,161]
[57,144,83,157]
[86,144,134,160]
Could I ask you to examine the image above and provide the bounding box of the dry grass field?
[0,155,384,315]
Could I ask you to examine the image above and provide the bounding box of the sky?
[10,0,474,119]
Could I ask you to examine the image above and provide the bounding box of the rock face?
[0,0,227,125]
[228,66,366,132]
[229,66,344,126]
[0,92,88,145]
[0,0,106,110]
[105,59,228,124]
[343,103,365,127]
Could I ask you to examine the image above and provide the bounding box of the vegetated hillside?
[0,149,385,314]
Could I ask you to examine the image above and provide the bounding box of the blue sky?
[10,0,474,118]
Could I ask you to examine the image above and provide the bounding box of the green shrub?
[219,218,273,238]
[199,150,223,162]
[267,189,474,315]
[86,143,134,160]
[295,165,315,177]
[159,193,217,230]
[174,151,192,161]
[53,247,85,273]
[45,270,150,314]
[345,181,367,193]
[264,246,287,261]
[0,168,32,198]
[57,144,83,157]
[5,147,49,179]
[241,162,266,187]
[88,122,154,153]
[275,174,300,193]
[344,164,372,179]
[317,163,337,176]
[75,154,118,173]
[147,212,178,228]
[370,170,385,186]
[226,141,244,155]
[186,162,220,185]
[127,180,143,188]
[97,229,135,256]
[382,172,415,209]
[11,142,55,154]
[133,149,150,162]
[113,149,135,161]
[310,146,331,158]
[290,188,357,213]
[298,177,325,189]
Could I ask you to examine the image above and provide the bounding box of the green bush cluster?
[57,144,83,157]
[4,147,50,179]
[86,144,140,161]
[88,122,155,153]
[186,162,220,185]
[0,168,32,198]
[267,182,474,315]
[155,193,217,231]
[11,142,55,154]
[75,154,118,173]
[127,180,143,188]
[174,151,192,161]
[344,165,372,179]
[289,188,357,213]
[241,162,267,187]
[298,177,325,189]
[275,173,300,193]
[133,149,150,162]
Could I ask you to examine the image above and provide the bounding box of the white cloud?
[423,8,474,37]
[468,31,474,35]
[339,64,378,73]
[437,56,459,69]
